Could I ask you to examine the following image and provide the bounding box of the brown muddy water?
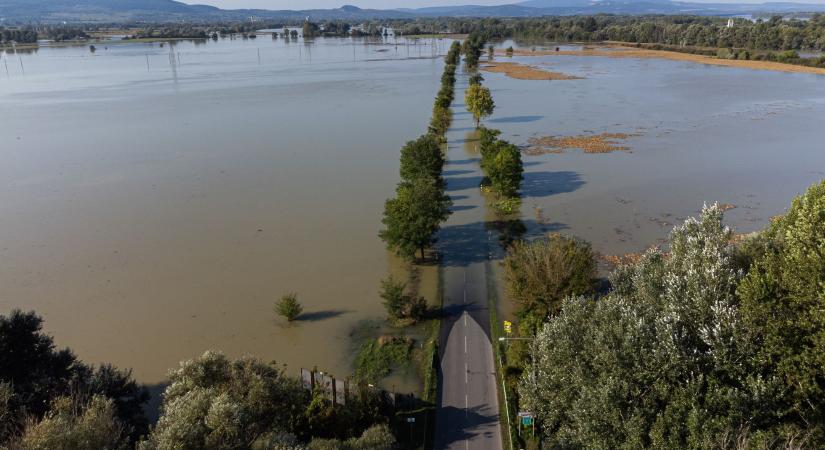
[0,36,444,386]
[2,36,825,386]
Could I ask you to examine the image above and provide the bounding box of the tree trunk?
[420,247,425,261]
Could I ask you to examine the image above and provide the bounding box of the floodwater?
[481,41,825,259]
[2,35,825,385]
[0,36,444,385]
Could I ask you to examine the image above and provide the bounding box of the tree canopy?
[380,177,452,261]
[465,84,495,127]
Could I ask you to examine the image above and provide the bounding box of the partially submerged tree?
[379,177,452,261]
[379,276,427,323]
[276,293,303,322]
[464,84,495,127]
[399,134,444,183]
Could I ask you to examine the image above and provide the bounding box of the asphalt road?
[435,262,503,450]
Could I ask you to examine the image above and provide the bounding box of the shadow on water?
[522,171,585,198]
[447,158,480,165]
[445,175,484,192]
[298,310,348,322]
[489,115,544,124]
[451,205,477,212]
[437,220,567,267]
[443,169,475,177]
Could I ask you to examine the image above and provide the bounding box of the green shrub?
[275,293,303,321]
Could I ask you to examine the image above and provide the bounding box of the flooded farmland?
[2,35,825,385]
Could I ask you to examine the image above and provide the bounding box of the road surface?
[434,68,504,449]
[435,262,503,450]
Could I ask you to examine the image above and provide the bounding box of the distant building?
[727,19,735,28]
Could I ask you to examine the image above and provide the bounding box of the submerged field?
[1,36,824,386]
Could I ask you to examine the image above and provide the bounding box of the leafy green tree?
[399,134,444,183]
[276,293,303,322]
[488,45,495,60]
[464,84,495,127]
[468,73,484,86]
[429,105,452,140]
[485,140,523,198]
[503,234,596,331]
[738,180,825,439]
[140,351,307,449]
[379,177,452,261]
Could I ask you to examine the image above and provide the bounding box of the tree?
[738,180,825,438]
[0,311,148,444]
[379,177,452,261]
[429,105,452,140]
[464,84,495,127]
[17,395,127,450]
[140,351,306,449]
[399,134,444,183]
[484,140,523,198]
[379,276,427,323]
[276,293,303,322]
[519,205,772,448]
[503,234,596,331]
[468,73,484,86]
[488,45,495,60]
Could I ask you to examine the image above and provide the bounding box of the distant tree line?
[421,15,825,51]
[0,27,38,44]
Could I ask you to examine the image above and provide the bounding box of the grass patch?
[354,337,413,385]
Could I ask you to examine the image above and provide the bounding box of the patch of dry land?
[481,62,581,80]
[526,133,636,154]
[498,45,825,75]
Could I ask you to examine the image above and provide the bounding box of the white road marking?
[464,335,467,354]
[464,313,467,327]
[465,362,468,383]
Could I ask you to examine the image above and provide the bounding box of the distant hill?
[2,0,825,24]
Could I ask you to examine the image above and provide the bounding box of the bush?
[276,293,303,321]
[503,234,596,331]
[379,277,427,323]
